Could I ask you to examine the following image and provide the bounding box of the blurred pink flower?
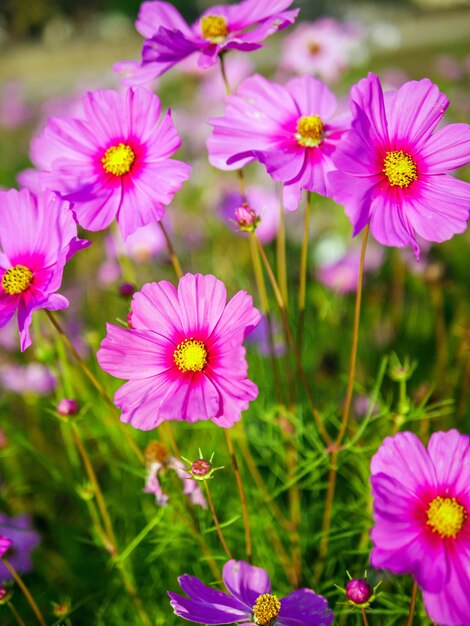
[316,242,383,294]
[0,514,41,580]
[0,82,32,128]
[280,18,363,83]
[0,363,56,395]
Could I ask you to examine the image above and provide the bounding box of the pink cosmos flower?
[280,18,363,83]
[1,363,56,395]
[0,514,41,580]
[208,74,349,211]
[97,273,260,429]
[316,242,383,294]
[0,189,89,351]
[116,0,298,84]
[31,87,191,240]
[329,73,470,258]
[370,430,470,626]
[0,535,12,558]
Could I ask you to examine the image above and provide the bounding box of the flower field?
[1,1,470,625]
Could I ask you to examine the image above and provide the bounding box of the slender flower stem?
[224,429,252,563]
[2,559,46,626]
[255,234,331,446]
[70,424,152,626]
[361,608,370,626]
[158,221,183,279]
[277,206,288,308]
[406,580,419,626]
[71,423,117,552]
[204,481,234,559]
[45,310,144,465]
[298,192,312,351]
[315,224,369,577]
[248,233,282,400]
[7,602,27,626]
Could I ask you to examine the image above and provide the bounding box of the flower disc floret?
[102,143,136,176]
[2,265,33,295]
[174,339,208,373]
[201,15,228,43]
[426,496,466,539]
[295,115,324,147]
[252,593,281,625]
[383,150,417,188]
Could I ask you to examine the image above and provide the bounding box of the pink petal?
[418,122,470,174]
[427,430,470,496]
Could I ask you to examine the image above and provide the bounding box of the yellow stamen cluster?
[426,497,466,539]
[101,143,135,176]
[252,594,281,626]
[201,15,229,43]
[383,150,417,188]
[295,115,324,148]
[174,339,208,373]
[2,265,33,295]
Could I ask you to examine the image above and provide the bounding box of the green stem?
[224,429,252,563]
[276,205,288,308]
[406,580,418,626]
[315,224,369,576]
[204,481,234,560]
[2,559,46,626]
[298,192,312,351]
[45,310,144,465]
[7,601,26,626]
[158,221,183,280]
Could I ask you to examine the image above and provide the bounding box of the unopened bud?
[191,459,212,477]
[0,585,13,604]
[235,203,260,232]
[119,282,135,298]
[345,579,372,605]
[52,599,71,618]
[57,399,80,417]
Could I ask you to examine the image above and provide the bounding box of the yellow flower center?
[383,150,418,188]
[102,143,135,176]
[295,115,324,148]
[426,496,466,539]
[201,15,229,43]
[174,338,208,373]
[2,265,33,295]
[252,594,281,626]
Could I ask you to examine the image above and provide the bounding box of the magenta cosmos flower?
[329,73,470,258]
[97,273,260,429]
[370,430,470,626]
[0,514,41,580]
[208,74,349,211]
[169,559,334,625]
[0,189,89,351]
[32,87,191,240]
[116,0,298,83]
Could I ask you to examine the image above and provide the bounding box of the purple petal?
[168,591,249,624]
[278,588,334,626]
[350,73,389,144]
[222,560,271,608]
[136,1,193,38]
[178,574,249,612]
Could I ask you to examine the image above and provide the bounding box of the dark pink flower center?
[383,150,417,188]
[102,143,135,176]
[2,265,33,295]
[201,15,228,43]
[252,593,281,625]
[174,338,208,373]
[426,496,466,539]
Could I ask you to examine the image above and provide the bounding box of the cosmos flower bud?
[182,451,224,481]
[0,585,12,605]
[234,203,260,232]
[118,282,135,298]
[52,599,71,618]
[57,399,80,417]
[345,579,372,605]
